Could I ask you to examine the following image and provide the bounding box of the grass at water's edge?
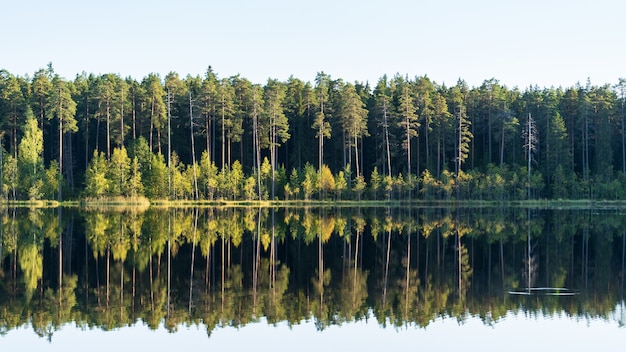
[2,198,626,210]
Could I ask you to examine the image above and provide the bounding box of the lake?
[1,206,625,350]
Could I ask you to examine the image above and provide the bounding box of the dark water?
[1,206,625,350]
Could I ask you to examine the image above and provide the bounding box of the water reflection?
[0,206,625,340]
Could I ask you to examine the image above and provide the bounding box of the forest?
[1,64,626,202]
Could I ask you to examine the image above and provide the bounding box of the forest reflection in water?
[1,206,626,341]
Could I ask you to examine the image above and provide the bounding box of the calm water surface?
[1,207,625,350]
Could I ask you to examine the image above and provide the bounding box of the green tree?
[144,153,168,198]
[127,76,145,142]
[143,73,166,154]
[108,146,131,196]
[200,67,219,160]
[199,150,218,199]
[94,74,119,158]
[448,84,473,176]
[523,113,539,199]
[84,150,109,198]
[318,164,335,199]
[372,76,395,178]
[128,157,143,197]
[42,160,60,199]
[431,91,452,177]
[302,162,318,200]
[170,152,190,199]
[230,75,251,166]
[30,67,53,131]
[46,74,77,200]
[18,110,45,199]
[313,73,332,176]
[0,70,27,158]
[3,154,18,200]
[397,76,419,176]
[369,166,382,200]
[264,79,290,199]
[228,160,245,200]
[414,76,435,172]
[285,76,312,169]
[218,78,235,168]
[338,83,368,178]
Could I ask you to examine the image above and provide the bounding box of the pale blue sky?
[1,0,624,89]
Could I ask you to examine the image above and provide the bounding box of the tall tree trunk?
[221,100,225,170]
[190,93,199,200]
[167,90,172,199]
[499,120,505,167]
[12,108,17,159]
[58,87,63,202]
[205,111,211,160]
[271,118,276,199]
[149,96,155,152]
[354,122,360,178]
[622,99,625,174]
[132,91,136,141]
[84,100,90,173]
[406,114,411,177]
[106,100,111,159]
[425,118,430,171]
[383,99,392,178]
[120,84,125,147]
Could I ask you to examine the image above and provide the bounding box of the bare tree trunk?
[354,122,360,178]
[499,120,505,167]
[120,84,125,147]
[106,100,111,159]
[190,93,199,199]
[383,99,392,178]
[406,113,411,177]
[167,90,172,198]
[58,89,63,201]
[205,111,211,160]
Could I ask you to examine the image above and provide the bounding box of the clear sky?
[1,0,624,89]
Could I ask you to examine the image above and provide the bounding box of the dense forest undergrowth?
[2,64,626,202]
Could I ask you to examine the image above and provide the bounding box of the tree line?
[1,64,626,201]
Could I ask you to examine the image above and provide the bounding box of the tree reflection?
[1,206,626,337]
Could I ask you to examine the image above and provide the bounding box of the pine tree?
[142,73,166,154]
[264,79,289,199]
[523,113,538,199]
[397,77,419,176]
[338,83,368,178]
[47,74,77,201]
[313,73,332,176]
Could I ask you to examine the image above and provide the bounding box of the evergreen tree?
[47,74,77,200]
[448,84,472,175]
[313,73,331,175]
[372,76,395,178]
[200,67,219,161]
[142,73,166,154]
[397,76,419,176]
[0,70,27,158]
[218,78,235,168]
[338,82,368,178]
[264,79,290,199]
